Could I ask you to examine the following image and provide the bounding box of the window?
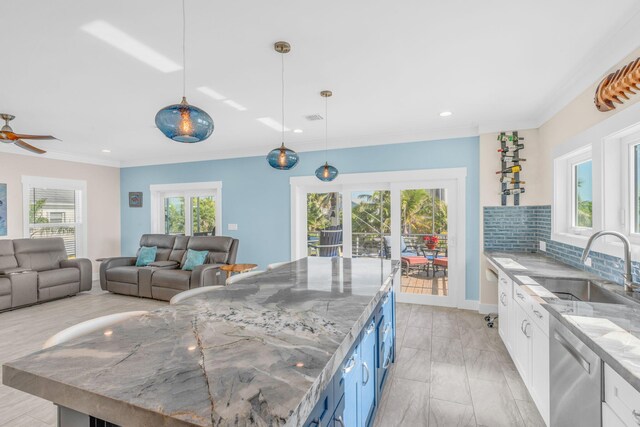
[573,160,593,229]
[553,146,593,240]
[22,177,87,258]
[150,182,221,236]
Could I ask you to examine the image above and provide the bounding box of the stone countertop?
[2,257,398,427]
[485,251,640,392]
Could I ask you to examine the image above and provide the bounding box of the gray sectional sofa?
[100,234,239,301]
[0,238,92,311]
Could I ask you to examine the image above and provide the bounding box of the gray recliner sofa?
[100,234,239,301]
[0,238,92,312]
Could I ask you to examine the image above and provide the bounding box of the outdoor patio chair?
[382,236,418,259]
[309,226,343,257]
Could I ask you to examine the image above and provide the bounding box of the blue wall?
[120,136,481,300]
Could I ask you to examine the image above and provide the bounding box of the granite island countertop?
[3,257,398,427]
[485,251,640,392]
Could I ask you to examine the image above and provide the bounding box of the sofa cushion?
[38,268,80,289]
[0,240,18,271]
[182,249,208,271]
[13,238,67,272]
[0,278,10,296]
[106,266,141,285]
[138,235,176,262]
[169,236,190,266]
[151,269,192,291]
[136,246,157,266]
[186,236,234,264]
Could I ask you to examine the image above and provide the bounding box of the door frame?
[290,168,467,308]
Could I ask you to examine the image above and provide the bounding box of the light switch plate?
[584,257,592,267]
[539,241,546,252]
[228,224,238,231]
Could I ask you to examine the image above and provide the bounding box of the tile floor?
[0,288,543,427]
[373,303,545,427]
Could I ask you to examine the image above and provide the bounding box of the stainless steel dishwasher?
[550,316,602,427]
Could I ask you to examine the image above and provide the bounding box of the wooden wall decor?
[496,131,525,206]
[594,57,640,112]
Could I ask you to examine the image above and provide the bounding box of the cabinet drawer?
[513,286,549,336]
[604,363,640,426]
[603,402,627,427]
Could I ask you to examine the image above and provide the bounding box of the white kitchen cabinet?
[497,272,513,354]
[603,402,627,427]
[530,320,550,426]
[604,363,640,426]
[512,300,531,386]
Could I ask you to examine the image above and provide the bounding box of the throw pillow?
[182,249,209,271]
[135,246,157,266]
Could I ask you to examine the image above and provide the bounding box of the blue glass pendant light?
[155,0,213,143]
[315,90,339,182]
[267,41,299,170]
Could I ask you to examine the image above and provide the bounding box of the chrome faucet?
[581,231,638,292]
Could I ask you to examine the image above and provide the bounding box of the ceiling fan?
[0,114,59,154]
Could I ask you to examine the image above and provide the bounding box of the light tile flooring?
[0,288,542,427]
[373,303,545,427]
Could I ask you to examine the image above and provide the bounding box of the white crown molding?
[533,7,640,128]
[0,144,121,168]
[119,125,480,168]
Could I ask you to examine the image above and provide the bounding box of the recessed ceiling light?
[81,20,182,73]
[223,100,247,111]
[439,111,453,117]
[257,117,290,132]
[197,86,226,101]
[104,330,113,336]
[293,129,303,133]
[101,149,111,153]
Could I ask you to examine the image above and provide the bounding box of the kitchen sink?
[529,277,630,305]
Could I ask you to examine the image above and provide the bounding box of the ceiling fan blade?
[15,139,46,154]
[13,133,59,141]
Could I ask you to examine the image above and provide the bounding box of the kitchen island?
[3,257,398,427]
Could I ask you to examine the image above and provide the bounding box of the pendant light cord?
[281,52,285,144]
[324,95,329,160]
[182,0,186,98]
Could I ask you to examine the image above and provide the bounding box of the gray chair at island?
[100,234,239,301]
[0,237,92,312]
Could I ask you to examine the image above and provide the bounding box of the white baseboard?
[458,299,479,311]
[478,303,498,314]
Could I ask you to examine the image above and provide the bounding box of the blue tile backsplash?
[484,205,640,286]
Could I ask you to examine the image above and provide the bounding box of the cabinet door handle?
[343,356,356,374]
[382,293,390,305]
[362,361,370,385]
[632,409,640,425]
[516,291,525,300]
[383,350,391,369]
[500,292,507,306]
[523,321,531,338]
[309,418,322,427]
[366,321,375,335]
[520,319,527,334]
[383,322,391,337]
[533,310,543,319]
[335,416,345,427]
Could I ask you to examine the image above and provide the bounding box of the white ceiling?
[3,0,640,167]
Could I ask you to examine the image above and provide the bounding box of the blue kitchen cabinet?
[377,289,394,394]
[304,286,395,427]
[360,316,377,427]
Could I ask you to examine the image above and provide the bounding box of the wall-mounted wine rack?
[497,131,524,206]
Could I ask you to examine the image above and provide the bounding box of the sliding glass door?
[291,170,465,307]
